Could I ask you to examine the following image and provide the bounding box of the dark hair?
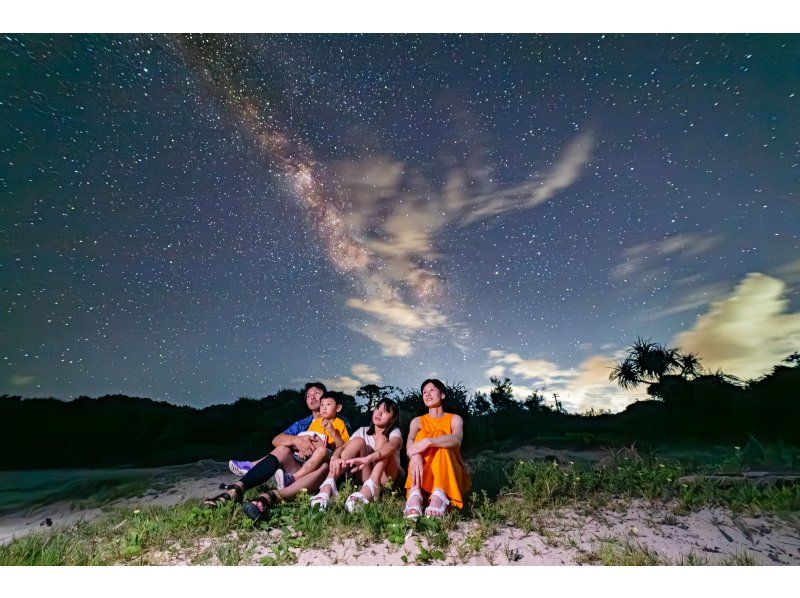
[303,382,327,396]
[320,391,341,405]
[420,378,447,398]
[367,397,400,436]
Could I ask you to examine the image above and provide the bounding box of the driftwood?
[677,472,800,487]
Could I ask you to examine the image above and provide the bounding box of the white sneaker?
[274,469,294,490]
[228,460,252,476]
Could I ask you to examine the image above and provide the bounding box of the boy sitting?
[274,392,350,488]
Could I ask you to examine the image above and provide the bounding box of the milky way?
[2,34,799,410]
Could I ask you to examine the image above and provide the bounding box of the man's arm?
[272,432,302,448]
[272,416,315,455]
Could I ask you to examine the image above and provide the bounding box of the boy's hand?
[321,419,334,432]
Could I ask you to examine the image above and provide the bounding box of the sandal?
[310,477,339,511]
[424,488,450,518]
[403,488,424,521]
[345,479,379,513]
[241,490,279,523]
[201,483,243,510]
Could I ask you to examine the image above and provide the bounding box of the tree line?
[2,340,798,470]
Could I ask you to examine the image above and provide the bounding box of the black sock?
[239,454,280,491]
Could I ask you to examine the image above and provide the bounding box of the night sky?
[2,34,799,411]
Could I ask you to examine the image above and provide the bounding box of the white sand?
[2,451,799,565]
[263,501,800,566]
[0,472,232,545]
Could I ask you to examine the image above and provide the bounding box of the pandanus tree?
[610,337,702,390]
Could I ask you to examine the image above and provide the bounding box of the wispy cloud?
[612,233,723,282]
[349,323,412,357]
[771,255,800,285]
[10,374,35,387]
[346,298,449,331]
[333,131,595,356]
[640,282,731,319]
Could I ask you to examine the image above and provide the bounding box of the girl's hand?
[409,454,423,487]
[329,457,345,477]
[346,456,371,472]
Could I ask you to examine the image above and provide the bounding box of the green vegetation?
[2,448,797,566]
[2,341,798,564]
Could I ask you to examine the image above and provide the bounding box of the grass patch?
[2,447,798,566]
[592,538,662,566]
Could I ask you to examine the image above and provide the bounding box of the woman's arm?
[405,417,421,457]
[411,414,464,451]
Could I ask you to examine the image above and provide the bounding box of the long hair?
[366,397,400,436]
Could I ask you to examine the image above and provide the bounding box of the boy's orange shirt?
[306,417,349,447]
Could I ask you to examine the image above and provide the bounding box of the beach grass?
[1,449,798,566]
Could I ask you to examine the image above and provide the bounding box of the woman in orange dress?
[403,378,471,519]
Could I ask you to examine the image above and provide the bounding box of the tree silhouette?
[784,352,800,367]
[355,384,401,412]
[522,390,547,413]
[610,337,702,390]
[470,391,493,415]
[489,377,523,413]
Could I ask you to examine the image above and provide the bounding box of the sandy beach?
[2,452,798,565]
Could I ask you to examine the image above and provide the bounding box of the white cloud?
[350,323,412,357]
[334,132,594,357]
[672,272,800,380]
[483,349,643,413]
[346,298,448,331]
[320,364,384,395]
[492,351,574,386]
[320,375,362,395]
[476,383,538,400]
[351,363,382,384]
[10,374,35,387]
[484,365,506,378]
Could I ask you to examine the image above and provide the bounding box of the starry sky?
[2,34,799,411]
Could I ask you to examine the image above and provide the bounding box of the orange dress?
[404,412,471,509]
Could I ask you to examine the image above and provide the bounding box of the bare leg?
[341,437,368,460]
[204,445,295,506]
[359,435,399,501]
[276,463,329,501]
[292,446,329,479]
[313,438,368,502]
